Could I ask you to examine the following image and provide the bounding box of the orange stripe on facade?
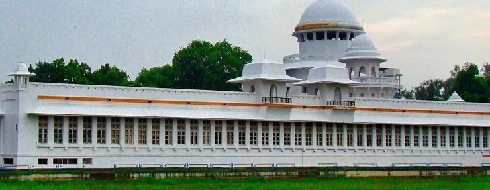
[483,155,490,158]
[37,95,490,116]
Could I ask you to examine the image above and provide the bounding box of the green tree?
[172,39,252,91]
[64,59,92,84]
[414,79,446,101]
[452,63,489,103]
[134,65,175,88]
[90,63,130,86]
[400,89,414,99]
[30,58,66,83]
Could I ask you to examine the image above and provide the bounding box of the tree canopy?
[16,39,252,91]
[408,62,490,103]
[172,40,252,91]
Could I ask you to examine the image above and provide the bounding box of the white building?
[0,0,489,169]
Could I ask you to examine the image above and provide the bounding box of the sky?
[1,0,489,88]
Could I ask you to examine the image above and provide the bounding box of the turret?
[293,65,358,105]
[228,59,300,103]
[7,62,35,90]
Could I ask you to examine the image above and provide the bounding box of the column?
[391,125,395,148]
[172,119,177,146]
[418,126,423,148]
[381,124,386,148]
[48,116,54,144]
[210,121,215,147]
[258,122,262,147]
[312,123,317,148]
[147,118,152,146]
[77,116,83,145]
[134,119,139,146]
[63,116,68,145]
[322,123,327,148]
[91,116,97,145]
[437,126,441,148]
[221,121,226,147]
[410,125,414,149]
[246,121,251,147]
[185,119,190,147]
[119,118,125,146]
[353,124,357,148]
[428,126,432,148]
[363,124,367,149]
[454,127,459,150]
[106,117,111,146]
[290,123,294,147]
[159,119,165,146]
[401,125,405,149]
[446,126,450,149]
[234,121,239,147]
[198,120,203,146]
[479,127,484,149]
[463,127,467,149]
[269,122,273,148]
[279,122,284,147]
[332,123,337,148]
[343,123,347,148]
[302,122,306,148]
[471,127,475,149]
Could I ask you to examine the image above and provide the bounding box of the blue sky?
[1,0,489,88]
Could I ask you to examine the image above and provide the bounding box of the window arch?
[250,85,255,93]
[358,66,366,77]
[334,87,342,102]
[371,66,376,77]
[349,67,354,79]
[314,88,320,95]
[269,85,278,97]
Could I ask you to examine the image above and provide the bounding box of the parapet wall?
[355,98,490,112]
[28,83,256,103]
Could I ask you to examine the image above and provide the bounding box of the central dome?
[298,0,360,26]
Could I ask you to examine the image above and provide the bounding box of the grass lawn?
[0,176,488,190]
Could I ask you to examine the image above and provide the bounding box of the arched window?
[371,66,376,77]
[358,66,366,77]
[250,85,255,93]
[334,88,342,102]
[349,67,354,79]
[269,85,278,97]
[314,88,320,95]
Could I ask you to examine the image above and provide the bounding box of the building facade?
[0,0,489,169]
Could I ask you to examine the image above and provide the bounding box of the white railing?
[283,54,334,63]
[352,77,400,86]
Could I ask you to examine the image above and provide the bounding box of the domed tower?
[339,34,401,99]
[284,0,364,95]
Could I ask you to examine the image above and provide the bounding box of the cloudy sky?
[1,0,489,88]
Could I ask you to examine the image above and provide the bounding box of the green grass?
[0,176,489,190]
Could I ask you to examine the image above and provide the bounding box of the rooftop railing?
[352,77,400,87]
[325,100,356,106]
[262,97,293,104]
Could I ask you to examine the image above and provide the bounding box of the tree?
[414,79,446,101]
[30,58,67,83]
[400,89,414,99]
[90,63,130,86]
[452,63,489,103]
[64,59,92,84]
[414,63,490,103]
[134,65,175,88]
[172,39,253,91]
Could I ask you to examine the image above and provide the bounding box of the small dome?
[447,91,465,102]
[298,0,359,26]
[8,62,35,77]
[339,33,387,63]
[350,33,376,49]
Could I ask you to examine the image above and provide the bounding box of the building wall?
[1,82,489,168]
